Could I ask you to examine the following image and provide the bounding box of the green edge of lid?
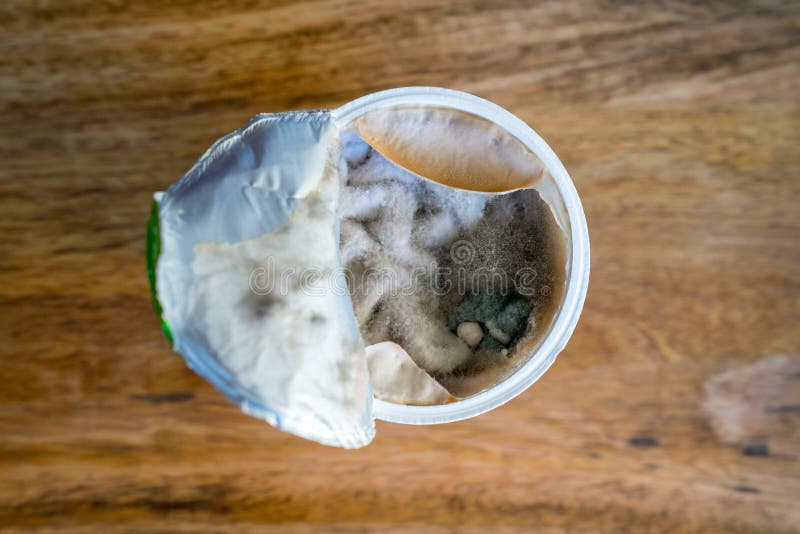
[146,200,174,345]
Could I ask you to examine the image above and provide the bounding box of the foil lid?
[151,111,375,448]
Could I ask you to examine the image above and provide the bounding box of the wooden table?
[2,1,799,532]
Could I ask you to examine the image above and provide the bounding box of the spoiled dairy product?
[340,127,565,401]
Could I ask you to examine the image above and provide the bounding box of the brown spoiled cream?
[357,105,545,193]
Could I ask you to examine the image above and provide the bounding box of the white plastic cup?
[334,87,590,425]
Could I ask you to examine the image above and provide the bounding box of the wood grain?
[1,1,799,532]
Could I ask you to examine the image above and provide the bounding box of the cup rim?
[333,86,590,425]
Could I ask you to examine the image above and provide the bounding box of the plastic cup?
[334,87,590,425]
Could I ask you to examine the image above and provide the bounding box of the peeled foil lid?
[151,111,375,448]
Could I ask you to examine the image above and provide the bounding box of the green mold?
[448,290,532,348]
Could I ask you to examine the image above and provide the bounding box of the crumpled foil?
[152,111,375,448]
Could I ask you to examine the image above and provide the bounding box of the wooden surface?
[2,1,799,532]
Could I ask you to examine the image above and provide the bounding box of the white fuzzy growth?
[457,322,484,349]
[340,134,489,375]
[488,326,511,345]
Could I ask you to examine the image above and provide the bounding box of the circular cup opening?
[334,87,590,425]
